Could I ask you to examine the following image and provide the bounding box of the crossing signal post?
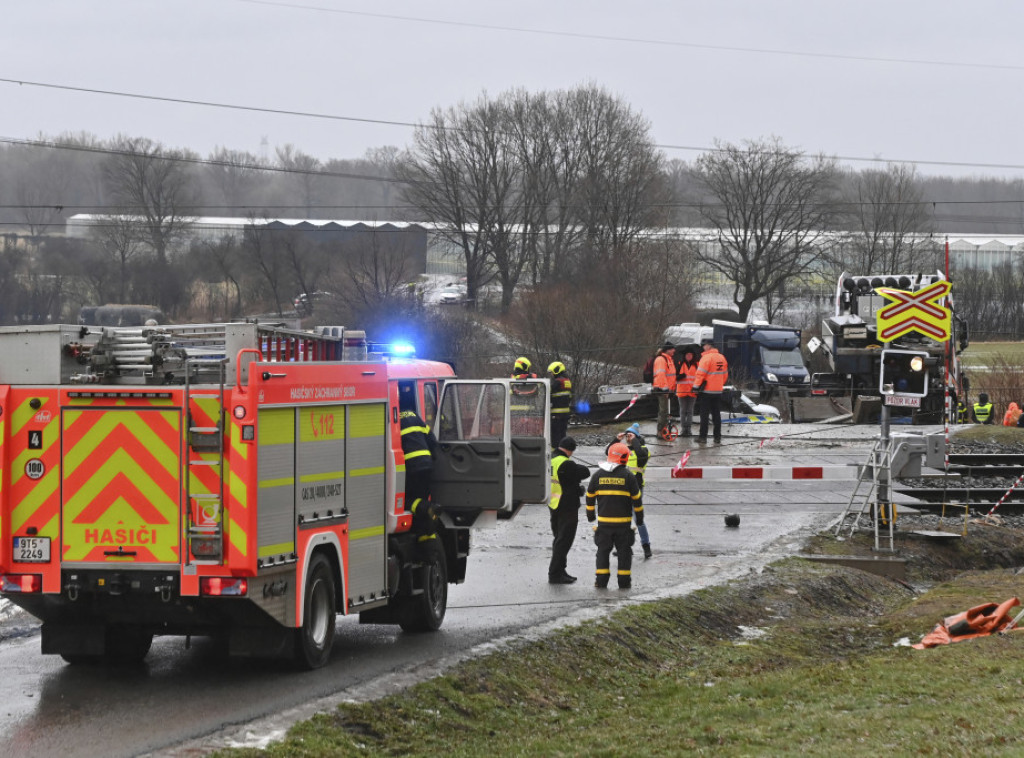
[873,349,929,549]
[879,349,929,399]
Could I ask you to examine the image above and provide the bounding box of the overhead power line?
[5,78,1024,173]
[231,0,1024,73]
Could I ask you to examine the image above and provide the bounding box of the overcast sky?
[3,1,1023,178]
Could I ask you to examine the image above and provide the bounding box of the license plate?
[884,395,921,408]
[13,537,50,563]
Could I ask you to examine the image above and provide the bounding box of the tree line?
[1,85,1023,392]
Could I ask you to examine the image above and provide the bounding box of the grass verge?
[218,540,1024,757]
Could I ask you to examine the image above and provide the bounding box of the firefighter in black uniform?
[548,360,573,448]
[510,356,543,436]
[586,442,643,589]
[399,382,439,540]
[549,436,590,584]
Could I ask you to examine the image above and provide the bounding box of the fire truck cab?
[0,322,550,668]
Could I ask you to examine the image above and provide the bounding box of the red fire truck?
[0,322,549,668]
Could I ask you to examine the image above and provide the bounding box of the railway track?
[894,452,1024,513]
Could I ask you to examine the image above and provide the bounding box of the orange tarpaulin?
[913,597,1020,649]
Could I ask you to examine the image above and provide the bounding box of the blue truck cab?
[711,319,810,399]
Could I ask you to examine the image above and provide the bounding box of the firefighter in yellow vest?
[548,361,573,448]
[973,393,994,425]
[399,382,439,540]
[586,442,643,589]
[548,437,590,584]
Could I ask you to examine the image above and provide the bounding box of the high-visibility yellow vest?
[550,454,568,510]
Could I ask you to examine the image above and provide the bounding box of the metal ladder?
[834,436,897,552]
[184,357,228,565]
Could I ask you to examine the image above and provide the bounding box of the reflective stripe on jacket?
[585,465,643,525]
[653,354,676,391]
[551,377,572,415]
[550,454,567,510]
[675,362,698,398]
[400,410,433,471]
[694,347,728,393]
[974,402,993,423]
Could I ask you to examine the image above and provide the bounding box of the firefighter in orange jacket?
[652,343,677,439]
[693,338,728,444]
[586,442,643,589]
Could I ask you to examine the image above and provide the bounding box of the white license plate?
[884,395,921,408]
[13,537,50,563]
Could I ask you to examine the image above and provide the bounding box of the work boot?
[618,581,631,590]
[562,572,577,583]
[595,580,608,589]
[681,429,691,438]
[549,574,574,584]
[643,543,653,560]
[694,437,707,444]
[713,436,722,444]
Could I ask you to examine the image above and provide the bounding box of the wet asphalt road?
[0,423,911,757]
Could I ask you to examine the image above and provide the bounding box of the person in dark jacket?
[399,382,439,538]
[606,423,653,558]
[586,442,643,589]
[547,361,573,448]
[548,437,591,584]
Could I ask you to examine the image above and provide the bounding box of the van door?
[432,379,549,515]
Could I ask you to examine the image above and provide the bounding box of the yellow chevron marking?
[228,516,247,556]
[63,495,179,562]
[229,468,248,508]
[63,447,178,514]
[63,411,179,480]
[11,469,59,533]
[12,396,51,438]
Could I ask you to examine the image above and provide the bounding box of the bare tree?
[206,147,263,208]
[12,146,69,238]
[836,162,938,274]
[276,144,323,216]
[240,214,290,315]
[694,137,840,321]
[328,228,420,309]
[102,136,198,265]
[89,214,142,302]
[396,96,513,308]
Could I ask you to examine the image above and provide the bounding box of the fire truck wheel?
[400,540,448,633]
[295,553,337,669]
[106,625,154,664]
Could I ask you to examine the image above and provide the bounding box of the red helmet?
[607,442,630,465]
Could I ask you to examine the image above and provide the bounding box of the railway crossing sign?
[874,280,952,342]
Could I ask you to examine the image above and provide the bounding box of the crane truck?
[0,321,549,667]
[808,271,968,422]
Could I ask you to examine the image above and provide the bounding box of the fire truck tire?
[400,541,448,633]
[106,625,154,664]
[59,625,153,665]
[295,553,337,669]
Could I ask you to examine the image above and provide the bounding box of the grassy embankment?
[220,530,1024,756]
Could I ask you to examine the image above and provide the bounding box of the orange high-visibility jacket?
[694,347,728,393]
[676,362,699,398]
[652,354,676,392]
